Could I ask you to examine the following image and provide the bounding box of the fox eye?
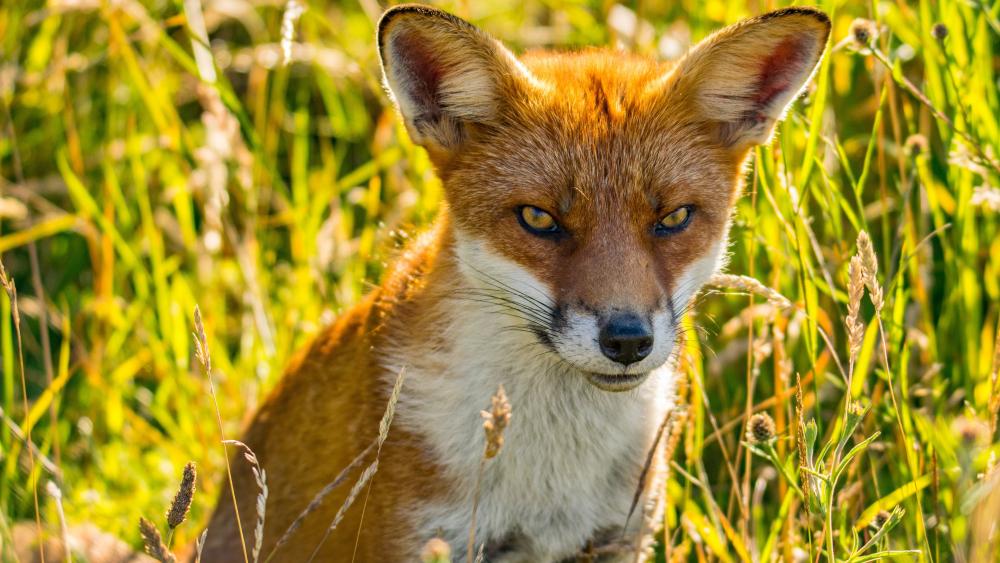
[517,205,561,236]
[655,206,694,235]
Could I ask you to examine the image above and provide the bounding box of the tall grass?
[0,0,997,560]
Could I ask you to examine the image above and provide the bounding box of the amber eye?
[517,205,561,236]
[655,206,693,235]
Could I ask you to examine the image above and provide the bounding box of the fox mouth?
[585,371,650,392]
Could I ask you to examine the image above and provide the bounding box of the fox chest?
[396,362,675,562]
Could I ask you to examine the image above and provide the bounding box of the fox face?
[379,5,829,390]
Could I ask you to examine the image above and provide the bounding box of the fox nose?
[598,314,653,365]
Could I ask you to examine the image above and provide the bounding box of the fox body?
[202,5,829,562]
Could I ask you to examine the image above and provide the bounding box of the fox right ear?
[662,7,831,151]
[377,5,537,159]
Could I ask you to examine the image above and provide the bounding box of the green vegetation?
[1,0,998,560]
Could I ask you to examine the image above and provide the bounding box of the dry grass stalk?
[167,462,197,529]
[139,517,176,563]
[468,385,513,562]
[192,305,249,563]
[303,368,406,561]
[224,442,267,563]
[0,259,44,563]
[379,368,407,449]
[623,407,676,538]
[311,459,379,556]
[46,480,71,563]
[708,274,794,311]
[0,406,60,476]
[267,441,376,560]
[664,408,687,465]
[795,373,810,506]
[990,318,1000,437]
[195,529,208,563]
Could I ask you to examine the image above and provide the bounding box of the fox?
[200,4,830,562]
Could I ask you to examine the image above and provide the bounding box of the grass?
[0,0,998,560]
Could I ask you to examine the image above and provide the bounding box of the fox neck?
[379,212,676,555]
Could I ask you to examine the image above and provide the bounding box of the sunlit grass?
[0,0,998,560]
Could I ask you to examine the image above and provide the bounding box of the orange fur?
[201,5,829,561]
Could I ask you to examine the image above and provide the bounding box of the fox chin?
[201,4,830,562]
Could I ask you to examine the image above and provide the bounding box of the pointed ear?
[665,8,830,149]
[377,5,537,157]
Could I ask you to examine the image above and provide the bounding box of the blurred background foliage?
[0,0,999,560]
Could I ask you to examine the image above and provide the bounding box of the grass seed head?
[167,462,196,529]
[856,231,884,311]
[482,384,512,459]
[192,306,211,372]
[747,413,777,445]
[421,537,451,563]
[139,517,176,563]
[847,255,866,364]
[954,417,989,448]
[905,134,929,158]
[872,510,892,530]
[931,22,949,41]
[709,274,793,310]
[850,18,878,47]
[280,0,305,65]
[971,185,1000,212]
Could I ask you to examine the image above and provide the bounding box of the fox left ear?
[664,8,831,150]
[377,5,539,160]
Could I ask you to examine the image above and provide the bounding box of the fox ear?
[665,8,830,149]
[377,5,536,156]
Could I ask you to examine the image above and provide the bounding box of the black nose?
[598,314,653,365]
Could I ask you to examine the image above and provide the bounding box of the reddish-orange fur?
[201,5,829,561]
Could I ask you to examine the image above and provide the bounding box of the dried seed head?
[482,385,512,459]
[192,306,211,372]
[971,185,1000,212]
[280,0,305,65]
[420,537,452,563]
[747,413,777,445]
[871,510,892,530]
[846,255,866,364]
[953,417,989,447]
[856,231,884,311]
[850,18,878,47]
[167,462,197,529]
[139,517,176,563]
[0,260,17,311]
[931,23,948,41]
[849,402,865,417]
[904,134,929,158]
[708,274,793,310]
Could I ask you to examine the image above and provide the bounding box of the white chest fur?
[385,294,675,561]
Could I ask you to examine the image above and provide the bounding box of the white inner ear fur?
[665,13,829,147]
[379,16,541,148]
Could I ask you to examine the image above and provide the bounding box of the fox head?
[378,5,829,391]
